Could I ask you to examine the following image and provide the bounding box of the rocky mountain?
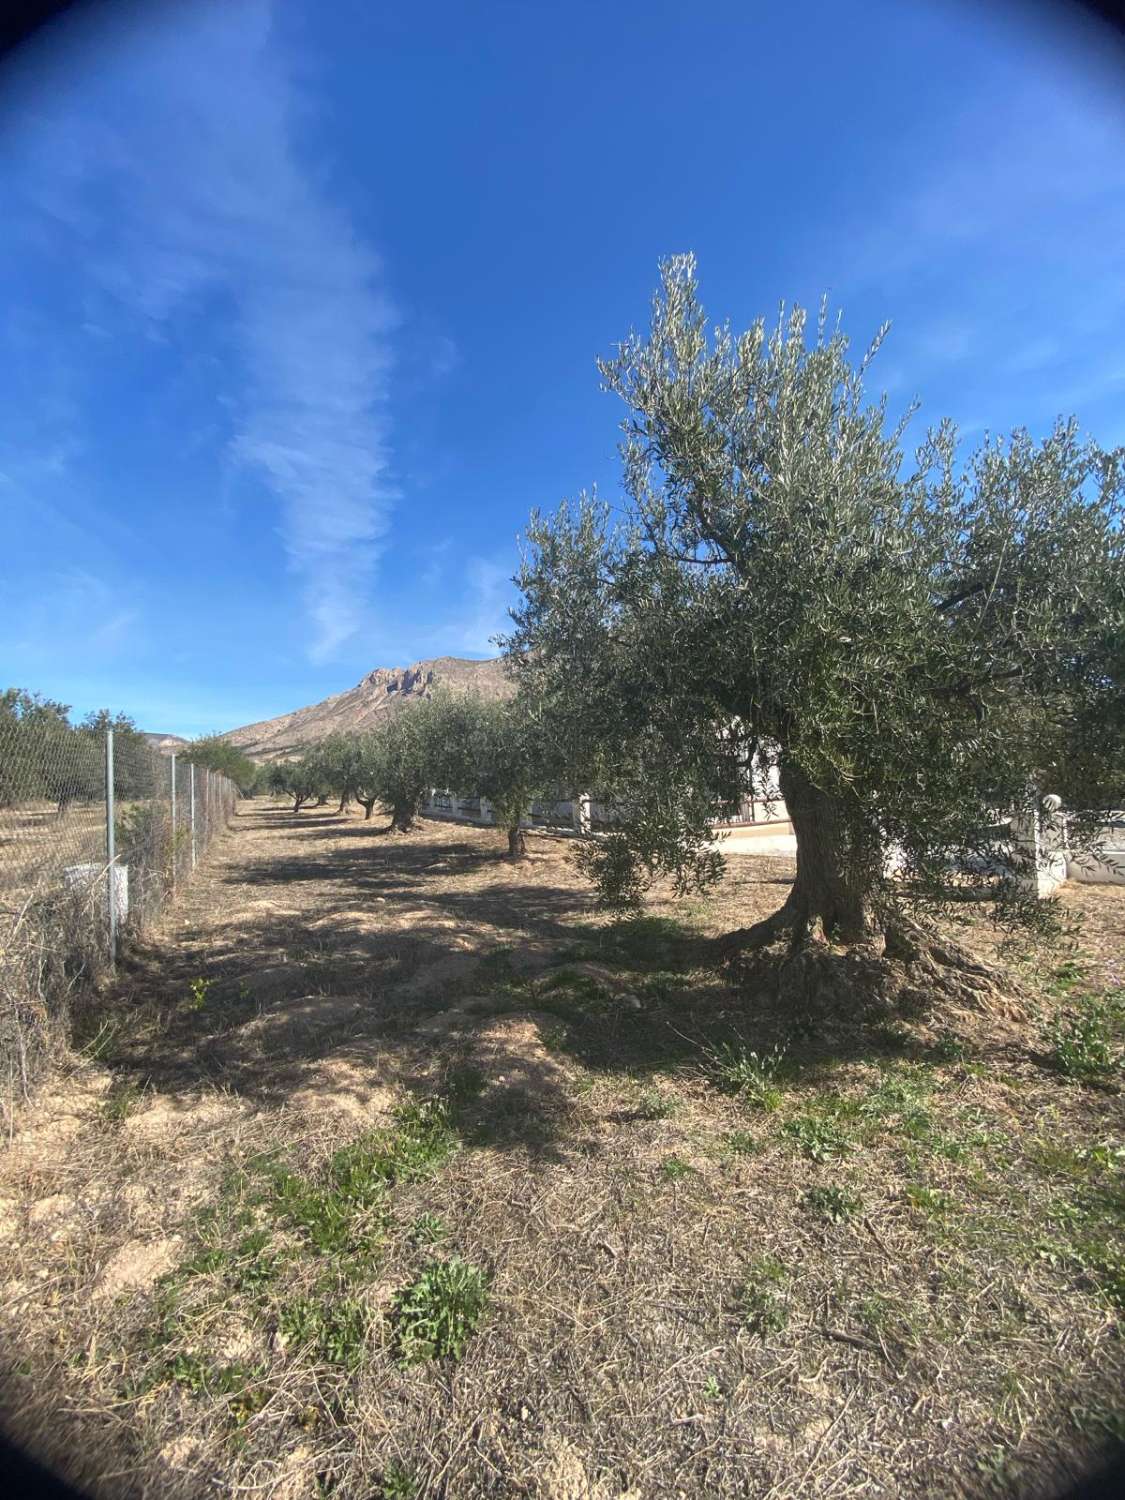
[222,656,513,760]
[143,732,191,757]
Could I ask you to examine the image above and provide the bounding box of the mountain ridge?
[221,655,512,760]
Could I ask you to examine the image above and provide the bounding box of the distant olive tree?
[315,734,370,815]
[505,256,1125,1007]
[350,699,452,833]
[268,755,333,813]
[183,735,258,795]
[0,689,74,808]
[434,691,553,858]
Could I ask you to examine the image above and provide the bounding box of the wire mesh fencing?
[0,715,237,1104]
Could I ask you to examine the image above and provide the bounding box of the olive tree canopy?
[432,691,554,858]
[504,257,1124,1001]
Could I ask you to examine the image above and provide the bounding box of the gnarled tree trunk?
[358,797,377,821]
[777,759,883,946]
[507,823,527,859]
[390,803,416,833]
[723,758,1020,1017]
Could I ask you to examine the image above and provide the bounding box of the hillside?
[142,732,190,757]
[222,655,512,760]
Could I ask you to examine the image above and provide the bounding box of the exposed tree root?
[721,902,1027,1024]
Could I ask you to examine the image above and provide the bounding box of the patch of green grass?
[182,1246,230,1278]
[1072,1238,1125,1312]
[702,1374,724,1401]
[377,1462,418,1500]
[102,1081,142,1122]
[78,1016,124,1062]
[265,1168,366,1255]
[781,1115,852,1161]
[538,968,610,1006]
[409,1213,448,1246]
[1030,1136,1125,1178]
[723,1130,762,1157]
[1070,1402,1125,1446]
[390,1257,489,1364]
[658,1154,694,1181]
[475,946,518,982]
[278,1296,369,1369]
[231,1230,284,1291]
[442,1063,486,1105]
[804,1184,863,1222]
[1045,996,1122,1082]
[1044,959,1089,999]
[705,1040,787,1110]
[165,1352,268,1422]
[252,1096,457,1256]
[635,1086,675,1121]
[904,1183,956,1217]
[868,1021,912,1054]
[603,915,692,968]
[737,1255,788,1336]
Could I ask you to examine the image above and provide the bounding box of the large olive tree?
[504,257,1124,1003]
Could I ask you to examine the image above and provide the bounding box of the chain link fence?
[0,716,237,1105]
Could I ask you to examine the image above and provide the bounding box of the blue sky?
[1,0,1123,737]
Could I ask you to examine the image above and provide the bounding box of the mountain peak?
[222,655,511,760]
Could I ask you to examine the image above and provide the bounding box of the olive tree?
[504,256,1124,1005]
[434,691,551,858]
[184,735,258,795]
[350,698,450,833]
[268,754,332,813]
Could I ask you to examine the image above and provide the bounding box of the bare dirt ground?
[1,802,1122,1500]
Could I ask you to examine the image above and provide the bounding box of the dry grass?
[0,802,1122,1499]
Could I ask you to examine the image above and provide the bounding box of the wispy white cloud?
[828,67,1125,433]
[418,536,453,591]
[0,567,141,669]
[455,556,516,656]
[7,0,396,662]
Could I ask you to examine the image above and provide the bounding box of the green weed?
[904,1184,956,1217]
[1045,997,1122,1082]
[409,1213,448,1246]
[187,976,213,1011]
[782,1115,852,1161]
[804,1184,862,1222]
[723,1130,762,1157]
[636,1086,675,1121]
[390,1257,489,1364]
[737,1255,788,1336]
[102,1081,141,1122]
[377,1462,418,1500]
[278,1296,369,1368]
[658,1155,693,1181]
[705,1040,787,1110]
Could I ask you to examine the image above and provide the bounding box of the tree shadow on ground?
[77,807,1035,1161]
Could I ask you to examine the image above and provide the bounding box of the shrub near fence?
[0,718,237,1106]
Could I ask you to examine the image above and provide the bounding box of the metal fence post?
[190,763,197,871]
[170,753,177,892]
[105,727,117,965]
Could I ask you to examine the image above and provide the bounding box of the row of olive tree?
[0,689,156,813]
[180,735,260,796]
[261,690,558,859]
[500,256,1124,1003]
